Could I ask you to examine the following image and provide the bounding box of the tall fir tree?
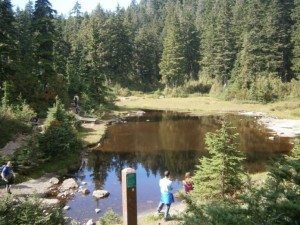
[32,0,56,102]
[180,6,200,81]
[0,0,16,88]
[65,1,84,97]
[192,122,245,201]
[198,0,235,86]
[14,2,38,103]
[291,0,300,79]
[159,2,186,88]
[133,22,161,90]
[264,0,293,82]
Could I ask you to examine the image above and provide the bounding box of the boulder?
[92,190,109,199]
[79,187,90,195]
[60,178,78,190]
[49,177,59,185]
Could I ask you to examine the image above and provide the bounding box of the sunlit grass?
[78,123,107,148]
[116,95,300,119]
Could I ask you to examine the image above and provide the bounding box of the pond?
[65,110,294,223]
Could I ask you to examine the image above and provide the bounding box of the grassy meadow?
[115,95,300,119]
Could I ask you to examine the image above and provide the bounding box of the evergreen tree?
[133,22,161,90]
[39,98,81,158]
[181,6,200,81]
[159,2,186,88]
[32,0,56,102]
[199,0,235,86]
[0,0,16,86]
[14,2,38,103]
[264,0,293,82]
[232,0,267,93]
[184,144,300,225]
[64,1,84,97]
[192,122,245,201]
[291,0,300,79]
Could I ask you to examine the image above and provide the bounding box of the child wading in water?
[183,172,193,193]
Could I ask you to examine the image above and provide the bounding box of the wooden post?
[122,168,137,225]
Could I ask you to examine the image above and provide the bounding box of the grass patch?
[116,95,300,119]
[143,214,164,223]
[140,212,182,224]
[98,210,122,225]
[78,123,108,148]
[0,117,30,148]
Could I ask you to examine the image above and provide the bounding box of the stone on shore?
[86,219,94,225]
[60,178,78,190]
[42,198,60,207]
[49,177,59,185]
[63,205,71,210]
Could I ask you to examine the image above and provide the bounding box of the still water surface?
[66,110,294,223]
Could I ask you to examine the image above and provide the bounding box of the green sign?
[126,173,136,188]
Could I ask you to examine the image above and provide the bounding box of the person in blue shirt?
[157,170,174,221]
[1,161,15,194]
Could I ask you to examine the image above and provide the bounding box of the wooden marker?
[122,168,137,225]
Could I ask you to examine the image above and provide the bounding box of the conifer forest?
[1,0,300,112]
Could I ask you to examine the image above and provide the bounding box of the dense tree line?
[1,0,300,112]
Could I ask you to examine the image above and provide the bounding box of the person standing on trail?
[74,95,79,107]
[157,170,174,221]
[1,161,16,194]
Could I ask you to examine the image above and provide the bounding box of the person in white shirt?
[157,170,174,221]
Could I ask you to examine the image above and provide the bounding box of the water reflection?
[96,111,293,173]
[66,110,294,222]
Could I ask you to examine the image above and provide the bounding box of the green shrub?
[0,99,34,148]
[0,195,66,225]
[39,98,82,158]
[183,80,211,94]
[288,79,300,98]
[164,86,188,97]
[98,210,122,225]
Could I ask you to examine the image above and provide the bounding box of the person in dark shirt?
[1,161,15,194]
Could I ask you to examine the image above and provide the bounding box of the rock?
[92,190,109,199]
[81,181,88,185]
[41,198,60,207]
[60,178,78,190]
[49,177,59,185]
[86,219,94,225]
[79,188,90,195]
[136,110,145,115]
[57,192,66,198]
[64,205,71,210]
[13,174,56,197]
[95,208,101,213]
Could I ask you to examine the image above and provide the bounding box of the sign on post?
[122,168,137,225]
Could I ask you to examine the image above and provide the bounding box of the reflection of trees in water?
[87,150,204,186]
[85,112,294,186]
[87,152,113,190]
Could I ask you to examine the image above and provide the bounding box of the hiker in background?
[183,172,193,193]
[73,95,79,107]
[75,105,80,115]
[1,161,16,194]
